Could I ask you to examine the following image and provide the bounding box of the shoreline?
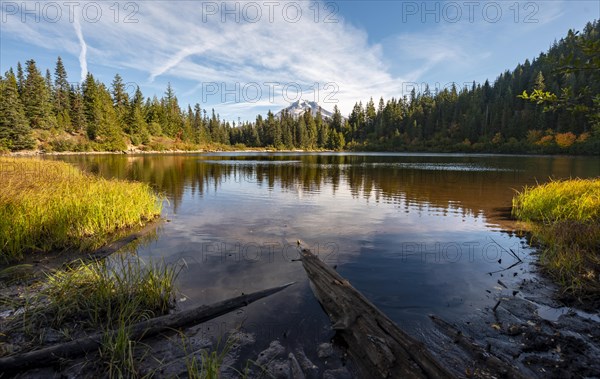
[6,148,330,156]
[5,148,596,158]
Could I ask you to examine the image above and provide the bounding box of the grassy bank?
[0,157,162,263]
[513,178,600,301]
[1,256,180,376]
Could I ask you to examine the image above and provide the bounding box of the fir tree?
[69,84,87,132]
[82,73,99,139]
[22,59,56,129]
[16,62,24,97]
[0,71,35,150]
[162,82,182,137]
[126,86,149,144]
[54,57,71,130]
[95,83,125,150]
[54,57,71,114]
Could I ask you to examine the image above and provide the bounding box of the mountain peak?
[275,99,335,120]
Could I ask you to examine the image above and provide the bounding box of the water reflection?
[56,153,598,221]
[51,153,599,339]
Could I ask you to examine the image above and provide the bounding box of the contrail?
[72,13,88,82]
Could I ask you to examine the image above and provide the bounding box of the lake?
[52,152,600,365]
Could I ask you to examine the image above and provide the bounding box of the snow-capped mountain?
[275,99,336,120]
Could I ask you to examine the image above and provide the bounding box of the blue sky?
[1,1,598,122]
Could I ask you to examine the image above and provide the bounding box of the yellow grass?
[513,178,600,300]
[0,158,162,262]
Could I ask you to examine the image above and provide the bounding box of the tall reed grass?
[41,256,179,329]
[6,255,181,373]
[513,178,600,300]
[0,158,162,262]
[512,178,600,222]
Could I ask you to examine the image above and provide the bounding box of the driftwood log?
[0,282,295,373]
[300,248,454,379]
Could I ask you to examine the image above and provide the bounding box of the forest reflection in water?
[52,153,599,342]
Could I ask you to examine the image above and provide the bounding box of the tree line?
[1,21,599,154]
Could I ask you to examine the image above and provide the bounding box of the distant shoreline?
[5,148,597,157]
[6,148,324,156]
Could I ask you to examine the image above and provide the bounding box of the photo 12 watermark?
[1,1,139,23]
[184,240,340,264]
[201,81,339,104]
[199,1,339,24]
[400,1,539,24]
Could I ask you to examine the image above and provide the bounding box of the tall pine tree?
[0,71,35,150]
[22,60,56,129]
[54,57,71,130]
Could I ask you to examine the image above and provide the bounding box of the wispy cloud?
[0,0,586,120]
[1,1,404,117]
[72,13,88,82]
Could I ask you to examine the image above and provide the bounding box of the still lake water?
[54,153,599,354]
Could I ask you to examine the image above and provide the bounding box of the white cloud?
[72,13,88,82]
[1,1,405,118]
[2,0,585,119]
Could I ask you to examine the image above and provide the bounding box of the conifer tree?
[54,57,71,130]
[95,82,125,150]
[126,86,149,144]
[53,57,70,112]
[162,83,182,137]
[22,59,56,129]
[82,73,99,139]
[316,110,328,148]
[304,110,317,149]
[0,71,35,150]
[69,84,86,132]
[16,62,24,97]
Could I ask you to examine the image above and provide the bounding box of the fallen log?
[0,281,295,373]
[299,248,454,379]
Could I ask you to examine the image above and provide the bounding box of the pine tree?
[22,59,56,129]
[16,62,24,97]
[0,71,35,150]
[45,69,53,93]
[162,82,182,137]
[296,114,308,148]
[69,84,86,132]
[95,83,125,150]
[365,97,376,135]
[304,110,317,149]
[111,74,129,109]
[192,103,209,144]
[54,57,70,112]
[54,57,72,130]
[330,105,343,133]
[126,86,149,144]
[316,110,328,148]
[82,73,99,139]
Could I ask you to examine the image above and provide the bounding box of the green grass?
[0,157,163,262]
[4,255,180,374]
[512,178,600,301]
[512,178,600,222]
[181,334,259,379]
[39,256,179,329]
